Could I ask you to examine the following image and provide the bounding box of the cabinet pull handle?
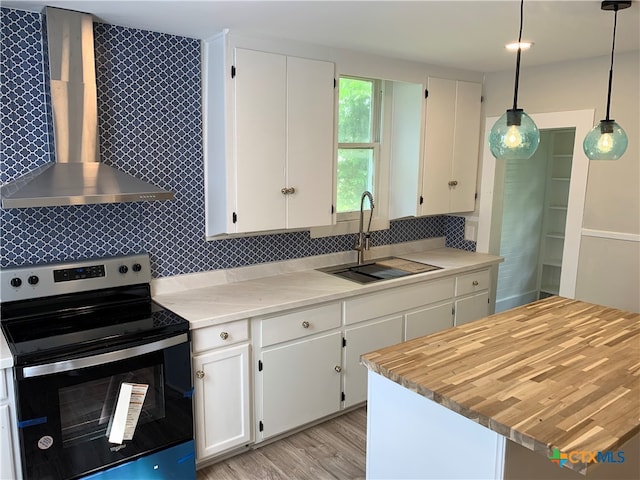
[302,321,310,329]
[472,280,479,286]
[334,366,342,373]
[220,331,229,340]
[281,187,296,195]
[195,370,205,379]
[448,180,458,187]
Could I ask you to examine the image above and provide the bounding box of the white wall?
[482,52,640,312]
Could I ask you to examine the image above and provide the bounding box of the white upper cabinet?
[204,33,335,237]
[389,77,482,219]
[234,48,287,233]
[422,77,482,215]
[286,56,335,229]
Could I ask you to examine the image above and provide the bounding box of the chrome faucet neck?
[355,191,375,265]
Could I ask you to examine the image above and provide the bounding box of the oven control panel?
[0,254,152,302]
[54,265,106,282]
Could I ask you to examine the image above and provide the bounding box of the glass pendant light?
[583,1,631,161]
[489,0,540,160]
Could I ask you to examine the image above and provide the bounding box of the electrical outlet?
[464,225,476,242]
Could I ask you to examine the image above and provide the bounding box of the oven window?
[58,365,165,447]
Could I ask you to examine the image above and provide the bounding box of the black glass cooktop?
[1,284,189,366]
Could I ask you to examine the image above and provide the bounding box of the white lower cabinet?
[0,368,20,480]
[342,277,454,409]
[1,404,17,480]
[343,315,403,407]
[454,269,491,326]
[455,292,490,326]
[255,302,343,441]
[405,301,454,341]
[259,331,342,440]
[242,267,494,448]
[192,321,251,462]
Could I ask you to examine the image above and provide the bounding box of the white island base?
[366,371,639,480]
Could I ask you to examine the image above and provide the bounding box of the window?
[337,77,382,216]
[310,75,392,238]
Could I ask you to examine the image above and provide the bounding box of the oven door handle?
[21,333,189,378]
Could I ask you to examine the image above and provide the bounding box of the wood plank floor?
[197,407,366,480]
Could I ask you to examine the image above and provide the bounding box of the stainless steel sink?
[318,257,442,284]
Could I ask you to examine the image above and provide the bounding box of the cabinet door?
[286,56,335,229]
[193,343,251,460]
[0,403,17,480]
[260,331,342,439]
[343,316,403,408]
[405,301,454,341]
[422,77,456,215]
[422,77,481,215]
[234,48,287,232]
[450,80,482,213]
[455,291,490,326]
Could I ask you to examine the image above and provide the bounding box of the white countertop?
[152,245,503,330]
[0,240,503,369]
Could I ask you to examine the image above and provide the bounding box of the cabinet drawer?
[192,319,249,353]
[261,303,341,347]
[344,278,454,325]
[455,269,490,296]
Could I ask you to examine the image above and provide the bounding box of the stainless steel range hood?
[0,7,174,209]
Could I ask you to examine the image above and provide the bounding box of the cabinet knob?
[472,280,479,286]
[195,370,205,379]
[448,180,458,187]
[302,321,310,329]
[220,331,229,340]
[281,187,296,195]
[334,366,342,373]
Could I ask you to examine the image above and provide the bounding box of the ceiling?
[3,0,639,73]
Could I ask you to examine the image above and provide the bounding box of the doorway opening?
[495,129,575,312]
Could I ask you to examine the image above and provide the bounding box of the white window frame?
[311,77,392,238]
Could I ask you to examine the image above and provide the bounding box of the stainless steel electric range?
[0,253,195,480]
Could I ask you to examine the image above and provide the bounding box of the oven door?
[14,334,194,480]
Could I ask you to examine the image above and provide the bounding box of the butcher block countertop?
[361,296,640,475]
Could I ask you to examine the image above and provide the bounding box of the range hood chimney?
[1,7,174,209]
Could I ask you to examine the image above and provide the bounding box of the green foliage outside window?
[337,149,373,212]
[337,77,377,213]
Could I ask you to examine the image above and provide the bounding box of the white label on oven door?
[107,382,149,444]
[38,435,53,450]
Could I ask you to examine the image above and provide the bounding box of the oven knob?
[10,277,22,288]
[119,265,128,274]
[28,275,39,285]
[132,263,142,273]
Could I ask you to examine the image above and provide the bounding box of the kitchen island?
[361,296,639,479]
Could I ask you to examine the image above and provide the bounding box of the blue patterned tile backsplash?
[0,7,474,278]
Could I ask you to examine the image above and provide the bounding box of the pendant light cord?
[512,0,525,111]
[605,6,619,121]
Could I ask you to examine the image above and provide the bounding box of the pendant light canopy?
[583,0,631,161]
[489,0,540,160]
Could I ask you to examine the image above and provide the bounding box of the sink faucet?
[355,191,375,265]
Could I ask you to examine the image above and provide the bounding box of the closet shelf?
[546,232,565,240]
[543,259,562,268]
